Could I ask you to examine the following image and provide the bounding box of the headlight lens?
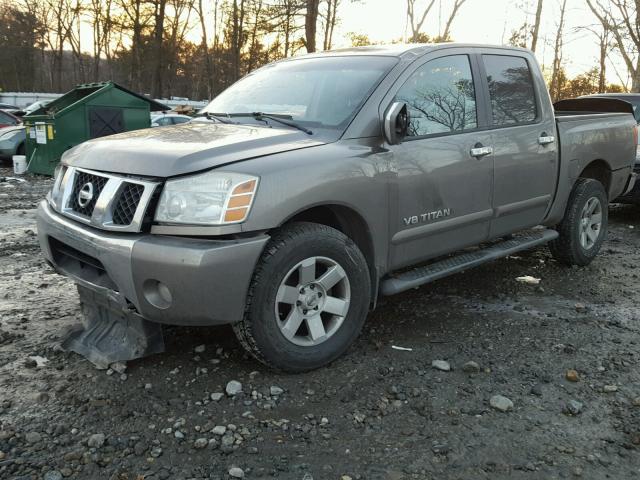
[48,164,68,209]
[154,171,259,225]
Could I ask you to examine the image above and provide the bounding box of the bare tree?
[266,0,304,58]
[406,0,436,42]
[440,0,468,41]
[196,0,213,99]
[66,0,86,84]
[530,0,543,52]
[118,0,152,93]
[230,0,246,81]
[247,0,264,71]
[151,0,168,98]
[304,0,320,52]
[322,0,340,50]
[44,0,80,91]
[586,0,640,91]
[582,22,613,93]
[406,0,468,43]
[89,0,114,80]
[549,0,568,101]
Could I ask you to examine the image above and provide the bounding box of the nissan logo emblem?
[77,182,94,208]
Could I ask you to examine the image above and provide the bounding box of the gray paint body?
[37,44,637,326]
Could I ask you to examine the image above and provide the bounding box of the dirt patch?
[1,165,639,479]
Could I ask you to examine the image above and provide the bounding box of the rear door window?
[395,55,478,137]
[483,55,537,126]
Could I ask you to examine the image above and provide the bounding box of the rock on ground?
[490,395,514,412]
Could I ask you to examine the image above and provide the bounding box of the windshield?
[202,56,397,130]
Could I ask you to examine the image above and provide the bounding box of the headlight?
[47,164,68,209]
[154,171,259,225]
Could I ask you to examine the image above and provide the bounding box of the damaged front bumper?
[37,200,269,326]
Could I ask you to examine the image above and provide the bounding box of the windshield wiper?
[226,112,313,135]
[202,112,237,124]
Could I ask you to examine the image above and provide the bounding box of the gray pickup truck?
[37,44,637,371]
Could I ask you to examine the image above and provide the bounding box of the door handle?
[538,133,555,145]
[470,144,493,158]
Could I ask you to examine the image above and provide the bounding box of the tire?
[549,178,608,266]
[233,222,371,372]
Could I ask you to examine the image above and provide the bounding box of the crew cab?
[37,44,637,371]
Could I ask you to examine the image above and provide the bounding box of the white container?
[13,155,27,175]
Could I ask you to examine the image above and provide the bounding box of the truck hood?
[63,122,329,177]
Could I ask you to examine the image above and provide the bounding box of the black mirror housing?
[383,102,409,145]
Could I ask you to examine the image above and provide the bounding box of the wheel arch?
[578,159,612,194]
[279,203,379,306]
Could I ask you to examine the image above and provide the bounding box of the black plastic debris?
[61,285,164,369]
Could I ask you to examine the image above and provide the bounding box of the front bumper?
[37,201,269,326]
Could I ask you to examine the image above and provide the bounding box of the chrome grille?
[51,167,159,233]
[113,183,145,225]
[67,171,108,217]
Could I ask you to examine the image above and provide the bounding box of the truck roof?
[297,43,532,59]
[582,93,640,98]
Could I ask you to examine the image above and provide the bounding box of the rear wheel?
[233,222,371,372]
[549,178,608,266]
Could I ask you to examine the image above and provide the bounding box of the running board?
[380,229,558,296]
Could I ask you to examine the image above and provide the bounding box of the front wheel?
[233,222,371,372]
[549,178,608,266]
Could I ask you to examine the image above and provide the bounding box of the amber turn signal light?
[232,180,256,195]
[224,208,249,222]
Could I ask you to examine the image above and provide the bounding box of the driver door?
[385,52,495,270]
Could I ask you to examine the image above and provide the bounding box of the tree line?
[0,0,637,102]
[0,0,343,100]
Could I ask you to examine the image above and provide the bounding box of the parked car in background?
[581,93,640,204]
[0,126,26,160]
[0,110,22,128]
[151,113,191,127]
[0,103,21,116]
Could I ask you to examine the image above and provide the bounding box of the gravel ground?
[1,165,639,480]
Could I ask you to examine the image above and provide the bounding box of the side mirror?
[383,102,409,145]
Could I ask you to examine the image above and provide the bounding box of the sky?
[72,0,629,87]
[326,0,627,85]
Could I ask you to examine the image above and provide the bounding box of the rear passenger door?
[479,53,558,237]
[385,51,495,269]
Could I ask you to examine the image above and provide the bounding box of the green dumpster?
[24,82,168,175]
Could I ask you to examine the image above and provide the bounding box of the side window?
[172,116,189,125]
[0,111,14,124]
[395,55,477,137]
[483,55,537,126]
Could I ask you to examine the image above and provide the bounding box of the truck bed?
[543,111,637,226]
